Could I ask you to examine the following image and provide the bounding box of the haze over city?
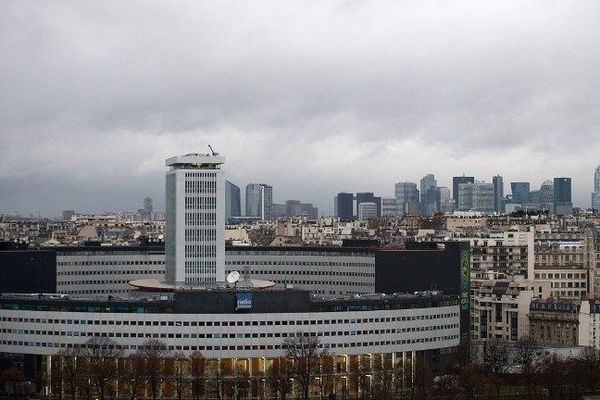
[2,1,600,216]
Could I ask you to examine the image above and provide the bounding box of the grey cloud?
[1,0,600,215]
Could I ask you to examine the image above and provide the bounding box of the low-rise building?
[529,298,600,348]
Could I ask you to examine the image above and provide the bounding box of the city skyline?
[1,167,597,218]
[2,2,600,216]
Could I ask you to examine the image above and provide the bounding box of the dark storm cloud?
[1,0,600,215]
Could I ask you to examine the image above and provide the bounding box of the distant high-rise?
[593,165,600,211]
[260,184,273,220]
[395,182,420,215]
[165,152,225,285]
[554,177,573,215]
[225,181,241,220]
[245,183,262,217]
[245,183,272,219]
[62,210,76,221]
[381,197,399,216]
[435,187,452,213]
[537,180,554,211]
[286,200,302,218]
[356,192,381,218]
[299,203,318,219]
[510,182,530,205]
[271,203,287,219]
[453,176,474,207]
[358,202,378,220]
[420,174,437,216]
[458,182,495,213]
[492,175,504,213]
[335,192,354,220]
[143,197,153,218]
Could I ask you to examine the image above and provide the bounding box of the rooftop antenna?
[208,145,218,156]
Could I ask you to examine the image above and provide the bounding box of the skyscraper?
[143,197,153,218]
[165,152,225,285]
[245,183,262,217]
[245,183,272,220]
[395,182,420,215]
[356,192,381,218]
[538,180,554,211]
[435,187,452,213]
[457,182,495,213]
[593,165,600,211]
[554,177,572,215]
[286,200,302,218]
[420,174,437,216]
[260,184,273,220]
[381,197,399,216]
[335,192,354,220]
[358,202,378,220]
[510,182,530,205]
[453,176,474,207]
[225,181,241,220]
[492,175,504,213]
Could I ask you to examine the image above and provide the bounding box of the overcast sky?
[2,1,600,217]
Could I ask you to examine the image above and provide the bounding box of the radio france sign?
[236,293,252,310]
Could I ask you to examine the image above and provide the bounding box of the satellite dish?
[226,271,240,285]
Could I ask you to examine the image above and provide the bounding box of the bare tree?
[82,337,122,400]
[125,353,146,400]
[266,357,293,400]
[56,347,82,400]
[482,338,510,396]
[206,359,225,400]
[282,332,327,400]
[371,356,398,400]
[137,339,170,400]
[513,336,544,400]
[352,355,372,400]
[224,360,250,400]
[577,346,600,393]
[189,351,206,400]
[50,353,64,400]
[456,362,484,400]
[171,352,190,400]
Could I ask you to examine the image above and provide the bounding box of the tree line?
[9,335,600,400]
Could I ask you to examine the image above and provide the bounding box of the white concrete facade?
[55,247,376,296]
[165,153,225,285]
[0,303,460,359]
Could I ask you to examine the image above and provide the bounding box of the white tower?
[165,152,225,286]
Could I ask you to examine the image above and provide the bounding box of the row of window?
[2,313,459,326]
[243,270,374,277]
[535,272,587,280]
[226,260,373,267]
[57,269,162,276]
[0,334,459,352]
[58,260,164,266]
[4,323,458,338]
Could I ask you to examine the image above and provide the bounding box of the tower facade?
[336,192,354,220]
[245,183,272,220]
[593,165,600,211]
[453,176,474,208]
[510,182,530,205]
[165,153,225,285]
[225,181,241,220]
[395,182,420,215]
[492,175,504,213]
[554,177,573,215]
[420,174,437,216]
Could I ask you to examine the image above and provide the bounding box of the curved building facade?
[55,246,376,296]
